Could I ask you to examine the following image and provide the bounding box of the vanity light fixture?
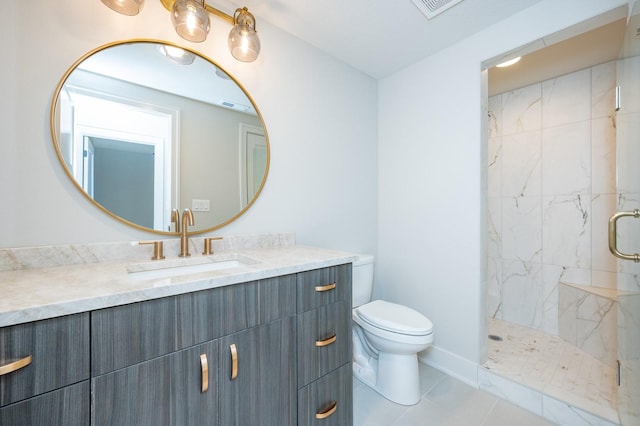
[227,7,260,62]
[101,0,261,62]
[101,0,145,16]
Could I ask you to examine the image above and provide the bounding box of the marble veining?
[0,233,356,328]
[0,232,296,272]
[558,282,618,368]
[487,60,618,336]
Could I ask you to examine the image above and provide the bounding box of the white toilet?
[351,254,434,406]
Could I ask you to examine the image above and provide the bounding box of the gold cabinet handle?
[0,355,33,376]
[200,354,209,393]
[230,343,238,380]
[314,283,336,292]
[315,334,337,347]
[315,401,337,420]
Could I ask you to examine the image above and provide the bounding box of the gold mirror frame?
[50,39,270,235]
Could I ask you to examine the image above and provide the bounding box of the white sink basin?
[127,255,253,280]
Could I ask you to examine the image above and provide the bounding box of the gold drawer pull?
[315,334,337,347]
[200,354,209,393]
[314,283,336,292]
[0,355,33,376]
[315,401,337,420]
[230,344,238,380]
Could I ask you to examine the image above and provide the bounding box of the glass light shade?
[171,0,210,43]
[228,9,260,62]
[101,0,144,16]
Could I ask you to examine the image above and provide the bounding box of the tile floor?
[353,362,554,426]
[481,319,618,424]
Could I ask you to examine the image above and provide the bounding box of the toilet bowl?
[351,255,434,406]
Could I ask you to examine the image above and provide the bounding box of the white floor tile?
[353,363,552,426]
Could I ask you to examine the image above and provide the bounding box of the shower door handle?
[608,209,640,262]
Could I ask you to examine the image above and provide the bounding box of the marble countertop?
[0,245,357,328]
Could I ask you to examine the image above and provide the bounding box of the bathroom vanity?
[0,239,354,426]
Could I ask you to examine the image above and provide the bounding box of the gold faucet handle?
[139,240,165,260]
[202,237,223,255]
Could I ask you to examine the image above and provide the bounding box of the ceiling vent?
[411,0,465,19]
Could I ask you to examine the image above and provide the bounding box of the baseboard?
[418,345,479,388]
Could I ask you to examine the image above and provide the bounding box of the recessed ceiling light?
[496,57,521,68]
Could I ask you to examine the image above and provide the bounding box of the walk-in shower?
[483,4,640,425]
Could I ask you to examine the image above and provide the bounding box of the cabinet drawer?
[0,381,89,426]
[297,264,352,313]
[0,313,90,406]
[298,363,353,426]
[297,301,351,386]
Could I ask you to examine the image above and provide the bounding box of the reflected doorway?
[84,137,155,229]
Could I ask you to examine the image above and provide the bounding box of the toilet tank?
[352,254,374,308]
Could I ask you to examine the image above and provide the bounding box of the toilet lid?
[356,300,433,336]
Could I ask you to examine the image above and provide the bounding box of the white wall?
[378,0,629,384]
[0,0,378,256]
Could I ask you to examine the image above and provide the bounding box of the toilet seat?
[356,300,433,336]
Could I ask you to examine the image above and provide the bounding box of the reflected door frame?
[239,123,266,208]
[67,88,177,231]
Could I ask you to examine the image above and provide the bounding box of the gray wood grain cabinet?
[92,341,218,425]
[91,274,299,426]
[296,264,353,425]
[0,313,90,426]
[219,317,297,425]
[0,263,353,426]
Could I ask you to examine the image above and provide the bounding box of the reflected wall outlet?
[192,199,210,212]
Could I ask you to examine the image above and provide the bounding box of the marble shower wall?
[487,61,618,336]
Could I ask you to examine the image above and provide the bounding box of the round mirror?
[50,40,269,235]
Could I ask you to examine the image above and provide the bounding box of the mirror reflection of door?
[66,89,174,231]
[82,136,95,197]
[85,137,156,229]
[240,123,267,207]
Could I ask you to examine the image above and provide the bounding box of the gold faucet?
[179,208,195,257]
[171,208,181,233]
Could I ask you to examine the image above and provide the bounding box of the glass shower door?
[612,3,640,424]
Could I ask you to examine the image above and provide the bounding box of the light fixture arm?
[204,3,234,25]
[160,0,234,25]
[233,7,257,31]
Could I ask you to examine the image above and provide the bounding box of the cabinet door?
[92,341,217,426]
[219,317,297,426]
[0,381,89,426]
